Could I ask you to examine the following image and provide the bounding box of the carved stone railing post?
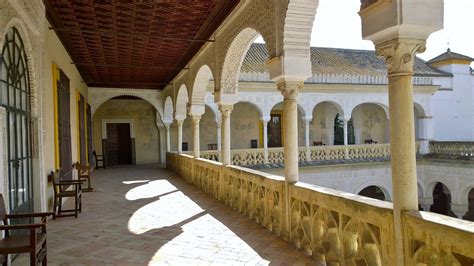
[191,115,201,158]
[176,119,184,154]
[376,38,426,262]
[219,104,233,165]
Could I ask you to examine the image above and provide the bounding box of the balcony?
[167,153,474,264]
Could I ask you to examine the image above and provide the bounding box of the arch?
[312,101,345,118]
[92,93,162,118]
[413,102,426,118]
[175,85,188,120]
[1,18,37,116]
[270,101,306,118]
[461,185,474,205]
[220,28,262,95]
[417,182,424,198]
[283,0,319,59]
[429,181,455,217]
[350,102,389,144]
[163,97,174,124]
[236,100,263,118]
[191,65,214,110]
[425,180,453,199]
[356,184,391,201]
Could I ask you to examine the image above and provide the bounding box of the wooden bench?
[364,139,378,144]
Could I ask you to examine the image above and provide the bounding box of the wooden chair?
[93,151,105,169]
[364,139,378,144]
[0,194,53,265]
[50,171,83,219]
[73,162,93,192]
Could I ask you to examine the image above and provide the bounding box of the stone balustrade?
[403,211,474,264]
[167,153,474,264]
[191,143,421,166]
[429,141,474,157]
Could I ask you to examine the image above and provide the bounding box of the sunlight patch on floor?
[128,191,204,234]
[149,213,269,265]
[125,179,178,200]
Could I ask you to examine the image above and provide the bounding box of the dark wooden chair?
[364,139,378,144]
[50,171,83,219]
[0,194,53,265]
[313,141,326,146]
[73,162,93,192]
[93,150,105,169]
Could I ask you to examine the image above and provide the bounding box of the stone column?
[219,104,233,165]
[164,123,171,152]
[343,119,348,146]
[261,117,270,163]
[377,39,426,261]
[176,119,184,154]
[216,121,222,151]
[192,115,201,158]
[278,81,302,183]
[304,117,311,161]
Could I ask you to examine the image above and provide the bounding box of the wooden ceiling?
[44,0,239,89]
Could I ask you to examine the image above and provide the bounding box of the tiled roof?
[241,43,450,77]
[427,48,474,65]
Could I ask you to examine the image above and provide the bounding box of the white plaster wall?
[262,161,474,208]
[432,64,474,141]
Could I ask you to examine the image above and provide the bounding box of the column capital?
[303,116,312,124]
[218,103,233,117]
[375,38,426,77]
[191,115,201,123]
[277,80,304,101]
[260,116,271,124]
[163,122,171,129]
[175,119,184,126]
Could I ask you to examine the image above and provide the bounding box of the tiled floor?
[23,165,314,265]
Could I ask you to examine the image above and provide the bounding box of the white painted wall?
[432,64,474,141]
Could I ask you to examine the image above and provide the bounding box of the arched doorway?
[463,188,474,221]
[269,102,305,148]
[0,27,33,213]
[93,96,160,165]
[430,182,455,217]
[358,186,387,201]
[333,114,354,145]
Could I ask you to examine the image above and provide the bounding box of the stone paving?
[29,164,314,265]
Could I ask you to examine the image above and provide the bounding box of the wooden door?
[268,114,282,147]
[86,104,93,164]
[57,70,72,180]
[106,123,132,165]
[78,94,86,164]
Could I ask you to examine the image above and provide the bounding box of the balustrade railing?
[167,153,474,264]
[429,141,474,157]
[184,143,421,166]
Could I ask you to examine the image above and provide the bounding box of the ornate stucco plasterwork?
[375,39,426,77]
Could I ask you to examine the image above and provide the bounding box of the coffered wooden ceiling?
[44,0,239,89]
